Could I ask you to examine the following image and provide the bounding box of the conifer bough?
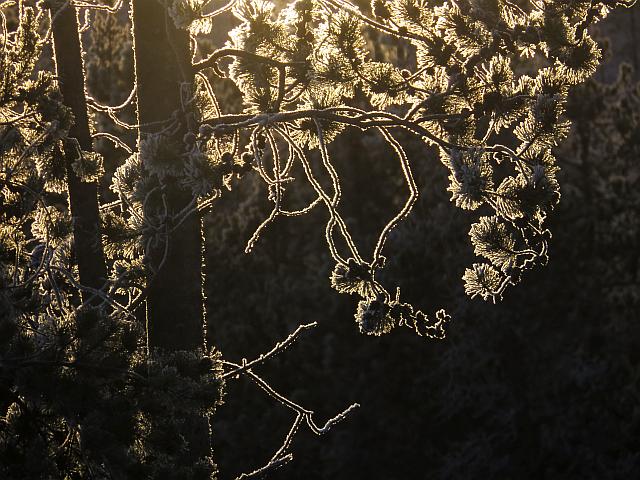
[176,0,638,330]
[0,0,637,478]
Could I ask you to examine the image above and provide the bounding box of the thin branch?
[222,322,317,380]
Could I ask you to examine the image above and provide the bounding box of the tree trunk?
[130,0,210,467]
[131,0,204,352]
[50,2,107,303]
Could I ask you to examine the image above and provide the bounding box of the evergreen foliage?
[0,0,637,478]
[205,58,640,479]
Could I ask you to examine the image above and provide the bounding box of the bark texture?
[51,3,107,303]
[130,0,210,467]
[131,0,205,352]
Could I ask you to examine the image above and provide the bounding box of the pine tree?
[1,0,638,478]
[50,0,107,303]
[129,0,212,472]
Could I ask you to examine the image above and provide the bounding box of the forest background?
[203,4,640,479]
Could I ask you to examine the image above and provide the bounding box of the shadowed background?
[83,4,640,479]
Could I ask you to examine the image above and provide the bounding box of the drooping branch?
[221,321,359,480]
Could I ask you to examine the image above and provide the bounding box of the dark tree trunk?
[130,0,210,466]
[131,0,204,353]
[50,2,107,303]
